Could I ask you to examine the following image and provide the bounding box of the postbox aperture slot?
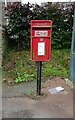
[32,27,51,30]
[32,28,51,37]
[35,31,48,37]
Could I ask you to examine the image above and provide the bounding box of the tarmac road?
[2,77,73,119]
[2,97,53,118]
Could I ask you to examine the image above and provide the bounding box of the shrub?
[4,2,74,50]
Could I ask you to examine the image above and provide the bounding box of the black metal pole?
[37,62,39,94]
[37,61,42,95]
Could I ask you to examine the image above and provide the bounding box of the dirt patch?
[42,77,73,93]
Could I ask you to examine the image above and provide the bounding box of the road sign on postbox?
[30,20,52,61]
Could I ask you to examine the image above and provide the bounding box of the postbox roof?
[31,20,52,28]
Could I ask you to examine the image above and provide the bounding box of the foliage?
[15,71,34,83]
[5,2,33,50]
[2,50,36,83]
[3,49,70,84]
[42,49,70,78]
[4,2,74,50]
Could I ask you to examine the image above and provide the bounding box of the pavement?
[1,77,74,119]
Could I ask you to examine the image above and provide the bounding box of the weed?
[26,88,35,95]
[25,89,47,100]
[15,71,34,83]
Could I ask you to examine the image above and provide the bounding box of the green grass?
[42,49,70,79]
[2,49,70,83]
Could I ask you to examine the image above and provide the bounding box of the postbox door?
[32,37,51,61]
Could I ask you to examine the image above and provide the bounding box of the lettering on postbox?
[30,20,52,61]
[35,31,48,36]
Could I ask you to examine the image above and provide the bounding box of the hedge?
[4,2,74,50]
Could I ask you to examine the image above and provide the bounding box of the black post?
[37,61,42,95]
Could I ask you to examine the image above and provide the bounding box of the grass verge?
[2,49,70,84]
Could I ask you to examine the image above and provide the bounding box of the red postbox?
[30,20,52,61]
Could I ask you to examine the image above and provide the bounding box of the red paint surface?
[30,20,52,61]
